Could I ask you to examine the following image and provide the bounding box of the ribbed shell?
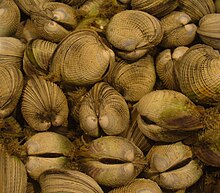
[131,0,178,18]
[109,178,162,193]
[197,13,220,49]
[0,0,20,37]
[0,144,27,193]
[76,136,146,187]
[106,54,156,102]
[106,10,163,61]
[49,29,115,85]
[0,64,24,119]
[21,76,69,131]
[178,0,215,22]
[79,82,130,137]
[39,169,104,193]
[23,39,57,77]
[174,44,220,105]
[137,90,204,131]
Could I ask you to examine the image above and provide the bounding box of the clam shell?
[174,44,220,105]
[137,90,204,131]
[21,76,69,131]
[131,0,179,18]
[0,144,27,193]
[76,136,146,187]
[109,178,162,193]
[197,13,220,49]
[49,29,115,85]
[0,0,20,37]
[79,82,130,137]
[178,0,215,22]
[106,10,163,61]
[0,64,24,119]
[106,54,156,102]
[39,169,104,193]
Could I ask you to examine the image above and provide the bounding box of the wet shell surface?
[0,64,24,119]
[174,44,220,105]
[49,29,115,85]
[106,10,163,60]
[76,136,146,187]
[0,144,27,193]
[137,90,204,131]
[21,76,69,131]
[79,82,130,137]
[106,54,156,102]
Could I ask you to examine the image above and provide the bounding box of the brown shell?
[79,82,130,137]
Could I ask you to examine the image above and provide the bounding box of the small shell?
[178,0,215,22]
[106,54,156,102]
[0,144,27,193]
[76,136,146,187]
[131,0,179,18]
[0,0,20,37]
[106,10,163,61]
[109,178,162,193]
[21,76,69,131]
[79,82,130,137]
[137,90,204,131]
[39,169,104,193]
[160,11,197,48]
[174,44,220,105]
[49,29,115,85]
[197,13,220,49]
[0,64,24,119]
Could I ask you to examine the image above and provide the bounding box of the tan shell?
[106,54,156,102]
[0,64,24,119]
[0,0,20,37]
[76,136,146,187]
[178,0,215,22]
[23,39,57,77]
[174,44,220,105]
[197,13,220,49]
[21,76,69,131]
[39,169,104,193]
[160,11,197,48]
[0,144,27,193]
[79,82,130,137]
[49,29,115,85]
[109,178,162,193]
[137,90,204,131]
[156,46,189,90]
[106,10,163,61]
[131,0,179,18]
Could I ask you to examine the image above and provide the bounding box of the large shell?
[21,76,69,131]
[160,11,197,48]
[106,54,156,102]
[39,169,104,193]
[76,136,146,187]
[0,0,20,37]
[131,0,179,18]
[197,13,220,50]
[0,37,25,69]
[178,0,216,22]
[137,90,204,131]
[0,144,27,193]
[49,29,115,85]
[106,10,163,61]
[0,64,24,119]
[79,82,130,137]
[109,178,162,193]
[174,44,220,105]
[23,39,57,77]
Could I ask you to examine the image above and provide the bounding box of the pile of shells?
[1,0,220,192]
